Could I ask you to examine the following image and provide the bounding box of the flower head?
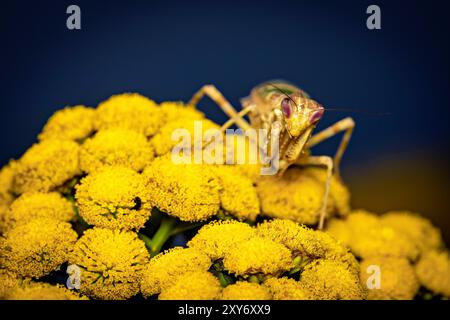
[150,118,220,156]
[415,250,450,297]
[213,165,260,221]
[188,220,256,260]
[0,162,16,233]
[223,236,292,277]
[360,257,419,300]
[1,192,75,232]
[0,268,20,299]
[38,106,96,142]
[264,277,311,300]
[69,228,149,300]
[221,281,272,300]
[381,211,443,254]
[95,93,162,137]
[300,259,366,300]
[257,167,346,225]
[159,101,205,124]
[76,166,151,230]
[12,139,81,194]
[141,247,212,297]
[158,270,222,300]
[144,157,221,222]
[80,128,154,173]
[0,218,78,278]
[6,281,86,300]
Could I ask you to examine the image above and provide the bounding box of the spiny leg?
[306,117,354,179]
[189,84,252,131]
[296,155,333,230]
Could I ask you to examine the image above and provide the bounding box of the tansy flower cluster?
[0,92,449,300]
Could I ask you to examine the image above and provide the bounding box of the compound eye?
[281,98,292,118]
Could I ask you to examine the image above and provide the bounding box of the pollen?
[140,247,212,297]
[80,128,154,173]
[143,156,221,222]
[0,218,78,278]
[69,227,149,300]
[95,93,162,137]
[158,270,222,300]
[12,139,81,194]
[38,105,96,142]
[75,166,152,230]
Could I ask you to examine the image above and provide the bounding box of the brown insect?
[189,81,355,229]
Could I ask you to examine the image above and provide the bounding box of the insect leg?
[189,85,252,130]
[295,155,333,230]
[306,117,355,179]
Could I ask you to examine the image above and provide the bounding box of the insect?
[188,81,355,229]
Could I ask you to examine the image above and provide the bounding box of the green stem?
[140,216,177,257]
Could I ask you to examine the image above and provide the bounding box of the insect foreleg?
[306,117,355,179]
[189,84,252,130]
[295,155,333,230]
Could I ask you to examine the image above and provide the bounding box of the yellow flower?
[264,277,311,300]
[325,218,352,247]
[0,268,20,299]
[150,118,220,156]
[188,220,256,260]
[257,167,346,225]
[76,166,151,230]
[158,270,222,300]
[38,106,96,142]
[257,219,359,273]
[80,128,154,173]
[0,162,16,233]
[328,210,420,261]
[0,218,78,278]
[381,211,443,254]
[159,101,205,124]
[141,247,212,297]
[360,257,419,300]
[221,281,272,300]
[6,281,87,300]
[1,192,75,233]
[300,259,366,300]
[415,250,450,297]
[223,236,292,277]
[69,228,149,300]
[143,157,221,222]
[95,93,162,137]
[213,165,260,221]
[223,134,261,182]
[12,139,81,194]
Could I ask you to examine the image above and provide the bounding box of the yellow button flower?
[6,281,87,300]
[188,220,256,260]
[360,257,419,300]
[159,101,205,124]
[221,281,272,300]
[69,228,149,300]
[158,270,222,300]
[1,192,75,232]
[144,157,221,222]
[257,167,348,225]
[300,259,366,300]
[76,166,152,230]
[80,128,154,173]
[0,162,16,233]
[38,105,96,142]
[12,139,81,194]
[0,218,78,278]
[415,250,450,298]
[95,93,162,137]
[0,268,20,299]
[223,236,292,277]
[264,277,311,300]
[140,247,212,297]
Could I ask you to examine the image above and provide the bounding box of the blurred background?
[1,0,449,241]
